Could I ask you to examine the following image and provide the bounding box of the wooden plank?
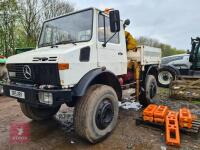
[178,75,200,79]
[135,117,200,137]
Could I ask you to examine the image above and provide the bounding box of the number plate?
[10,90,25,99]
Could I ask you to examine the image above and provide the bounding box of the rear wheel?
[139,75,157,107]
[158,68,176,88]
[74,84,119,143]
[20,103,60,121]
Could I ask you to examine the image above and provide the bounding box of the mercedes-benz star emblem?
[23,65,31,79]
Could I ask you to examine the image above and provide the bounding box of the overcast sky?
[69,0,200,50]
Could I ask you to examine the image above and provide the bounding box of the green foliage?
[0,0,74,57]
[192,100,200,104]
[137,36,186,57]
[0,0,18,56]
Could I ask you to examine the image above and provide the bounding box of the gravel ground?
[155,88,200,118]
[0,88,200,150]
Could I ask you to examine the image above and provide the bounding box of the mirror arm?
[103,15,106,47]
[102,32,117,47]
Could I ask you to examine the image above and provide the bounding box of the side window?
[161,57,172,64]
[161,56,183,64]
[98,14,120,44]
[173,56,183,61]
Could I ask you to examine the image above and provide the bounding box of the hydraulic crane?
[189,37,200,72]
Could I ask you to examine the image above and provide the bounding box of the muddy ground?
[0,88,200,150]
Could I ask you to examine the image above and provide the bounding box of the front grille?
[7,64,26,80]
[7,63,60,85]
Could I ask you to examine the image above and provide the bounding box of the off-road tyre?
[74,84,119,143]
[139,75,157,107]
[20,103,60,121]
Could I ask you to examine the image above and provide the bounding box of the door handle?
[118,52,123,55]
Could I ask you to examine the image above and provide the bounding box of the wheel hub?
[158,71,173,85]
[150,82,157,98]
[163,74,169,81]
[95,99,114,130]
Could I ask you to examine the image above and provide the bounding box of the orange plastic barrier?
[143,104,158,122]
[143,104,158,116]
[179,108,193,129]
[143,116,154,122]
[154,118,165,124]
[154,105,169,118]
[166,111,180,147]
[154,105,168,124]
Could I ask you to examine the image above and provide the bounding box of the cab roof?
[44,7,124,23]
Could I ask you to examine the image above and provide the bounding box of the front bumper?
[1,82,72,107]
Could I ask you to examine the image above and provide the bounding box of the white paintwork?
[167,54,192,69]
[6,8,160,88]
[96,10,127,75]
[127,45,161,66]
[7,42,98,86]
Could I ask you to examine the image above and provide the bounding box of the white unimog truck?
[1,8,161,143]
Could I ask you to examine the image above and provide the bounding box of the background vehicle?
[1,8,161,143]
[158,54,190,87]
[169,37,200,99]
[161,54,191,69]
[158,38,200,87]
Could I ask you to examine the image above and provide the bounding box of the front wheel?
[20,103,60,121]
[74,84,119,143]
[139,75,157,107]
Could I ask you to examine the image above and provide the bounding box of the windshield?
[38,9,93,47]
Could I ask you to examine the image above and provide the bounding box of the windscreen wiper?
[54,39,77,46]
[39,42,52,47]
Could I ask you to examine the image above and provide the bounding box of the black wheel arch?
[159,64,180,77]
[72,68,122,102]
[139,65,159,107]
[142,65,159,85]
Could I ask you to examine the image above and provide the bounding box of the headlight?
[8,72,16,77]
[38,92,53,105]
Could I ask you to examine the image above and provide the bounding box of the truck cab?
[1,8,160,143]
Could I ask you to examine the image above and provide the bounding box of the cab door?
[190,40,200,70]
[195,44,200,69]
[97,13,127,75]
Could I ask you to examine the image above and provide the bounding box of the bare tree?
[17,0,74,48]
[137,36,160,48]
[17,0,41,47]
[41,0,74,20]
[137,36,186,57]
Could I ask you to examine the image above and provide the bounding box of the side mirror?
[109,10,120,33]
[124,19,130,27]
